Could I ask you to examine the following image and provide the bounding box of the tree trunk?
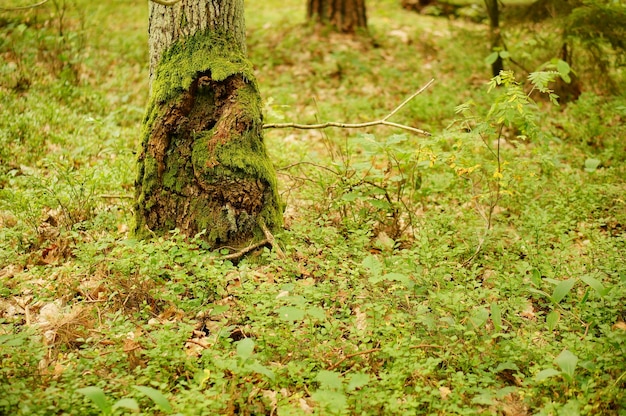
[484,0,504,77]
[134,0,282,248]
[307,0,367,33]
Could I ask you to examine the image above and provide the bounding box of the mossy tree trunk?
[134,0,282,248]
[307,0,367,33]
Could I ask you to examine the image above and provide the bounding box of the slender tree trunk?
[307,0,367,33]
[484,0,503,77]
[134,0,282,248]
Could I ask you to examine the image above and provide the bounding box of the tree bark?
[307,0,367,33]
[134,0,282,248]
[484,0,504,77]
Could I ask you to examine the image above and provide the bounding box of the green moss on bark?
[134,29,282,247]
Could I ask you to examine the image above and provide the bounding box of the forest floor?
[1,0,625,414]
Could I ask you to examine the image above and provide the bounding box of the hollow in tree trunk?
[307,0,367,33]
[134,0,282,248]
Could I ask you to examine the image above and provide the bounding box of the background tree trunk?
[307,0,367,33]
[134,0,282,248]
[484,0,504,77]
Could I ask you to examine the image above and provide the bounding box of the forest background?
[0,0,625,414]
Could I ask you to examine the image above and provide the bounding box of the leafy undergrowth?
[1,0,625,415]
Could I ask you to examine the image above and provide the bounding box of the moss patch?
[134,29,282,247]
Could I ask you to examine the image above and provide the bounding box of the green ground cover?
[1,0,624,414]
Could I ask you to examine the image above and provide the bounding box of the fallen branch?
[221,239,270,261]
[259,218,286,259]
[263,79,435,136]
[328,348,381,371]
[0,0,49,11]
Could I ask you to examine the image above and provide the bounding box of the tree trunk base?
[134,31,282,248]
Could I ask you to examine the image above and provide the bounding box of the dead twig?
[328,348,381,371]
[259,218,286,259]
[221,239,271,261]
[264,79,435,136]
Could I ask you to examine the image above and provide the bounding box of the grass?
[1,0,625,415]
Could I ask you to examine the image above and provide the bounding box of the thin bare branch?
[221,239,270,261]
[383,78,435,121]
[264,79,435,136]
[259,218,285,259]
[328,348,381,370]
[0,0,49,11]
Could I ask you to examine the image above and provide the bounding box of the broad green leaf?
[247,362,275,380]
[236,338,255,360]
[112,398,140,412]
[209,304,230,316]
[370,199,391,210]
[556,59,571,75]
[546,310,560,331]
[306,306,327,321]
[381,273,410,285]
[530,268,543,287]
[561,398,581,416]
[276,306,305,321]
[77,387,111,413]
[535,368,561,381]
[346,372,370,391]
[362,255,382,275]
[499,50,510,59]
[486,52,499,65]
[554,350,578,380]
[491,302,502,332]
[315,370,343,390]
[133,386,173,414]
[584,158,601,172]
[311,390,347,411]
[551,279,576,303]
[494,362,519,373]
[471,391,494,405]
[470,307,489,328]
[579,275,607,296]
[341,192,360,202]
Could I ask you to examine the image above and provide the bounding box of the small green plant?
[323,132,433,240]
[77,385,180,415]
[450,69,566,258]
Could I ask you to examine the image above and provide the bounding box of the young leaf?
[584,158,601,172]
[486,52,499,65]
[579,275,607,297]
[133,386,173,414]
[315,370,343,390]
[77,387,111,414]
[346,372,370,392]
[546,310,560,331]
[236,338,255,360]
[535,368,561,381]
[247,362,275,380]
[555,350,578,380]
[551,279,576,303]
[362,255,382,276]
[276,306,306,322]
[491,302,502,332]
[112,398,140,412]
